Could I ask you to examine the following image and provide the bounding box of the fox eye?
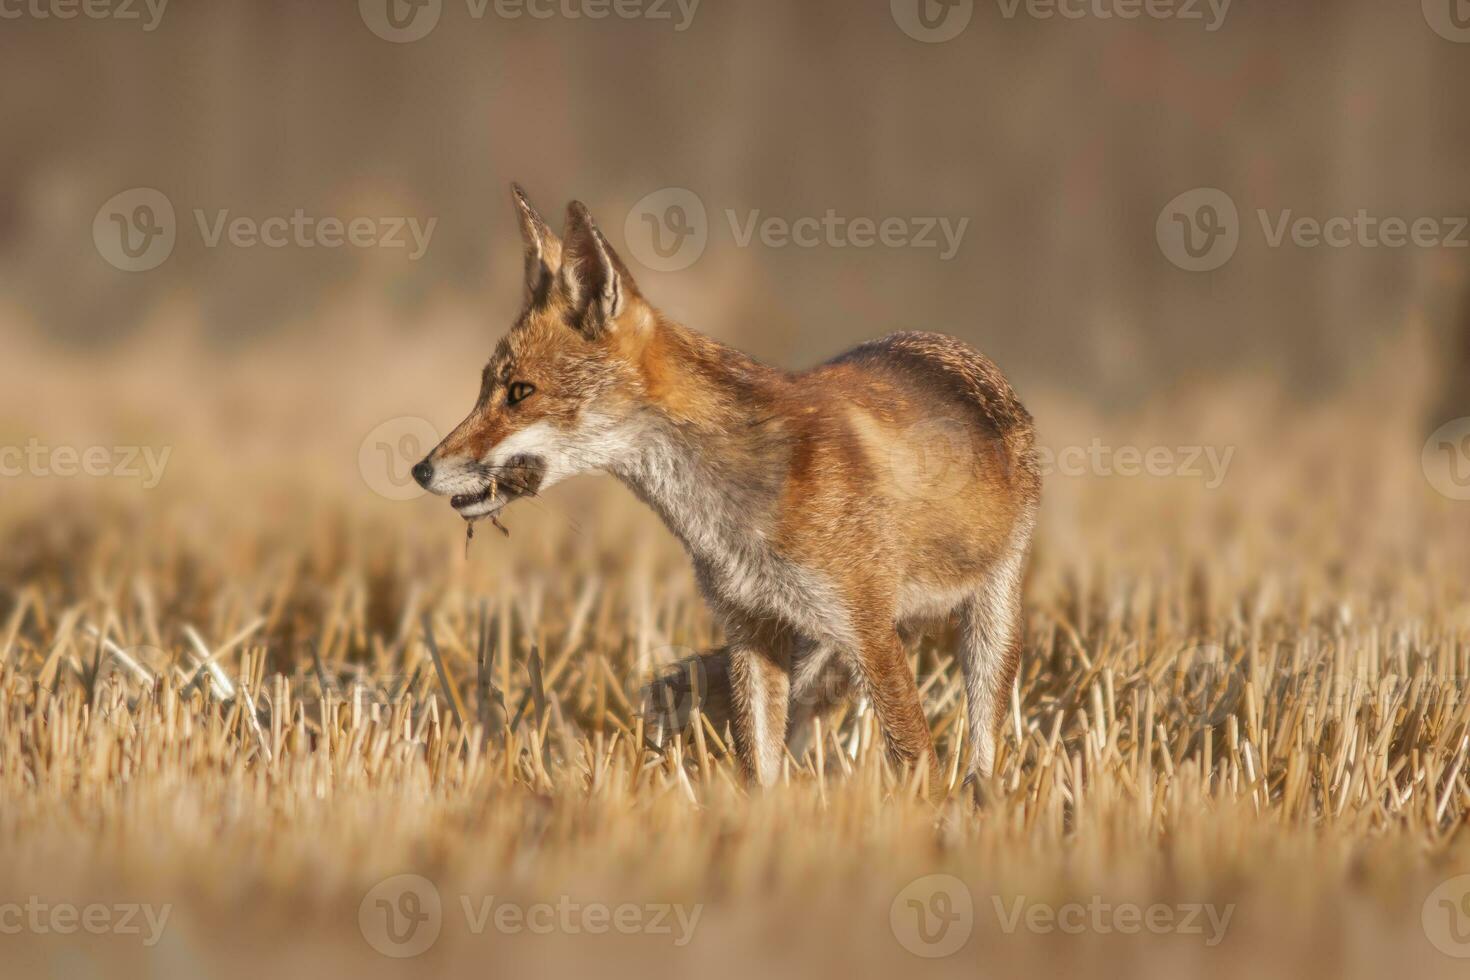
[507,381,536,406]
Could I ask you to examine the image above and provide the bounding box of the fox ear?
[559,200,639,336]
[512,183,562,301]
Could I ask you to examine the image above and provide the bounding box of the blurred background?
[4,6,1470,980]
[2,0,1469,401]
[0,0,1466,616]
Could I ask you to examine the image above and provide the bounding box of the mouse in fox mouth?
[452,454,547,551]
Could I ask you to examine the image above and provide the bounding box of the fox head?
[412,186,657,521]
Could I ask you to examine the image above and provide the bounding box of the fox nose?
[411,459,434,489]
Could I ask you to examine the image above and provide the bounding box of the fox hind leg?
[853,627,940,799]
[958,552,1026,788]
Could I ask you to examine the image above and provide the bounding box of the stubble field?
[1,315,1468,979]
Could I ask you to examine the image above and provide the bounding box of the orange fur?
[416,186,1041,801]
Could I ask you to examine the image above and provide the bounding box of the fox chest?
[689,543,851,648]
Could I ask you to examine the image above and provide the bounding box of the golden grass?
[1,316,1468,979]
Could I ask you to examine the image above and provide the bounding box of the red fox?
[413,186,1041,799]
